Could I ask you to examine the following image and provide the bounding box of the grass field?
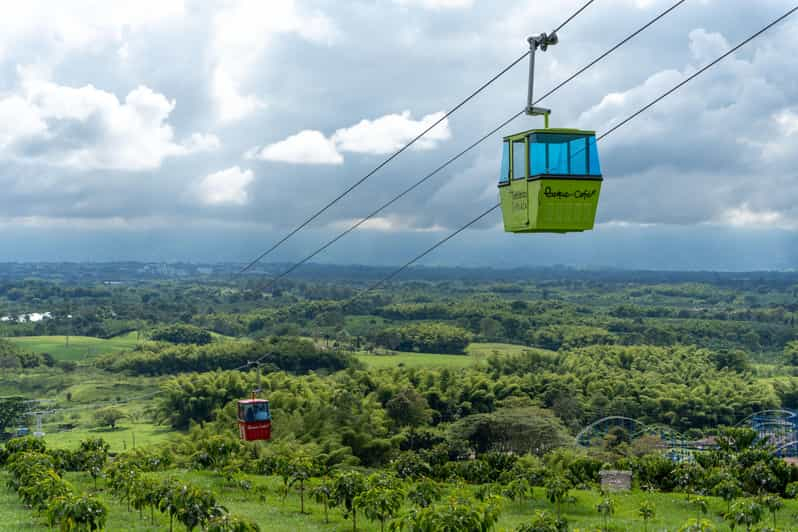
[4,468,796,531]
[356,342,536,369]
[43,422,174,453]
[7,332,140,361]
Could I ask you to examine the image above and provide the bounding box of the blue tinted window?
[569,137,587,174]
[499,141,510,183]
[529,132,600,176]
[530,141,546,175]
[588,136,602,175]
[512,141,526,179]
[548,142,569,174]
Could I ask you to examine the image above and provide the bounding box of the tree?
[502,478,532,504]
[724,500,764,531]
[205,513,261,532]
[174,484,220,532]
[47,493,108,531]
[150,324,213,345]
[407,478,441,508]
[784,340,798,366]
[287,454,313,514]
[355,484,404,532]
[0,396,26,433]
[155,479,181,532]
[310,478,334,523]
[596,498,615,532]
[638,500,656,532]
[687,495,708,524]
[515,510,566,532]
[545,476,571,521]
[449,407,571,455]
[333,471,367,532]
[759,495,783,530]
[93,407,126,430]
[678,519,716,532]
[390,495,502,532]
[385,388,430,427]
[712,478,742,514]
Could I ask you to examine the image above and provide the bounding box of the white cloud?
[393,0,474,8]
[255,130,343,164]
[715,204,793,229]
[212,67,266,124]
[775,110,798,136]
[0,0,185,58]
[193,166,254,206]
[183,132,222,152]
[211,0,338,122]
[688,28,730,63]
[332,111,451,154]
[329,216,445,233]
[250,110,451,165]
[0,71,216,171]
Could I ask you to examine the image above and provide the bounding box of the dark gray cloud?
[0,0,796,269]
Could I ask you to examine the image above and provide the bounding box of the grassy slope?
[42,422,174,453]
[356,342,534,369]
[7,332,140,361]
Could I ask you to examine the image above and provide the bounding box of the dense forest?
[1,264,798,530]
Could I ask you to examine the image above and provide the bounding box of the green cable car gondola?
[498,32,603,233]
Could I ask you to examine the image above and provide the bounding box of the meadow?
[3,467,797,531]
[7,332,139,361]
[355,342,531,369]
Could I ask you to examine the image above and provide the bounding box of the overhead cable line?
[358,5,798,296]
[238,0,600,274]
[554,0,598,33]
[264,0,688,285]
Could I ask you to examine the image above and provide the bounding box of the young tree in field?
[637,500,655,532]
[310,477,334,523]
[724,500,764,531]
[333,471,367,532]
[515,510,564,532]
[93,407,126,430]
[407,478,442,508]
[205,513,261,532]
[174,484,220,532]
[155,479,181,532]
[502,478,532,504]
[391,495,502,532]
[46,493,108,532]
[687,495,708,524]
[82,451,108,489]
[596,498,615,532]
[77,437,110,488]
[677,518,716,532]
[288,454,313,514]
[545,475,571,521]
[355,484,404,532]
[759,495,783,530]
[105,461,140,512]
[712,478,742,514]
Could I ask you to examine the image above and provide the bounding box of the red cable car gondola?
[237,393,271,442]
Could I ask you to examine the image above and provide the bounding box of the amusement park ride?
[576,411,798,461]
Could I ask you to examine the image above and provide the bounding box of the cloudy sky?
[1,0,797,270]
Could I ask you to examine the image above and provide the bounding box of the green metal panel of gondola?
[498,32,603,233]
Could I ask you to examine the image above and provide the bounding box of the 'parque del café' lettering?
[543,186,597,200]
